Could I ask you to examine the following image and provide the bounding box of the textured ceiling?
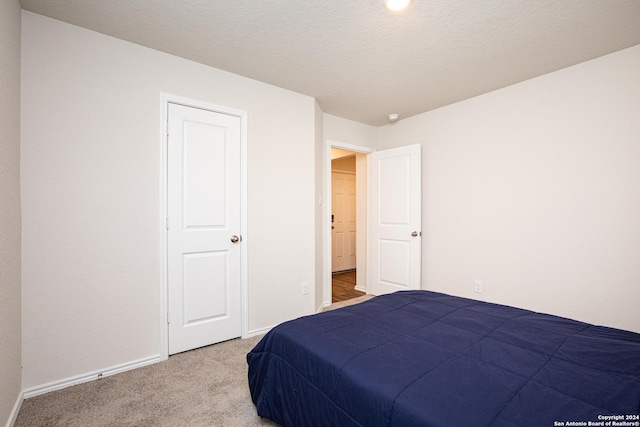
[19,0,640,126]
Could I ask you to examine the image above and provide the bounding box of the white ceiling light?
[388,113,400,122]
[383,0,412,12]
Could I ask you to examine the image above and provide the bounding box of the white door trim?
[159,93,248,360]
[323,139,374,308]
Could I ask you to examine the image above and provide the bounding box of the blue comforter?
[247,291,640,426]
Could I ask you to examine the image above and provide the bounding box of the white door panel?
[183,122,227,228]
[370,144,421,295]
[168,103,242,355]
[379,155,410,224]
[182,251,227,324]
[379,239,411,286]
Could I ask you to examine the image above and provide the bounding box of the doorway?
[331,151,360,302]
[331,153,356,272]
[323,140,422,309]
[329,147,368,304]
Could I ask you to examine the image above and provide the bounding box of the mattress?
[247,291,640,426]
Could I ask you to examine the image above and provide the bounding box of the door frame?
[323,139,374,309]
[159,93,248,360]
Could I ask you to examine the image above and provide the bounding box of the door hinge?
[167,312,170,324]
[166,217,170,230]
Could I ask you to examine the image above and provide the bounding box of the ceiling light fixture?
[388,113,400,122]
[383,0,412,12]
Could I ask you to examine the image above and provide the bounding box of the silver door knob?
[230,235,241,243]
[411,231,420,237]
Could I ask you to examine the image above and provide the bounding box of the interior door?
[331,172,357,272]
[369,143,422,295]
[167,102,242,355]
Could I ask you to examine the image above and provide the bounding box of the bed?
[247,290,640,426]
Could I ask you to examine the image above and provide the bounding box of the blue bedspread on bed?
[247,291,640,426]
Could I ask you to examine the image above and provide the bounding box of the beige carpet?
[15,295,372,426]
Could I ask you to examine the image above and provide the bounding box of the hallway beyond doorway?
[332,270,365,303]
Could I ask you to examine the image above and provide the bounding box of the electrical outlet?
[302,282,309,295]
[474,280,483,293]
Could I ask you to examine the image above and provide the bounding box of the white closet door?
[167,102,242,355]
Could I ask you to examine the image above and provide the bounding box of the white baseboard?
[22,355,162,399]
[317,302,331,313]
[244,325,274,338]
[355,285,366,293]
[5,391,23,427]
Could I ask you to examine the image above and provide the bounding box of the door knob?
[230,235,242,243]
[411,231,420,237]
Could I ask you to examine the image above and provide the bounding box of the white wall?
[21,11,317,391]
[314,101,325,311]
[379,44,640,333]
[323,114,378,150]
[0,0,22,424]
